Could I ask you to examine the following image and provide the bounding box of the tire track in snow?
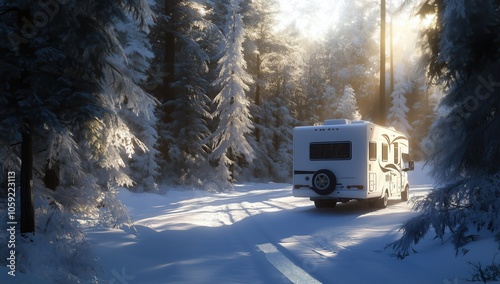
[257,243,321,284]
[227,199,322,283]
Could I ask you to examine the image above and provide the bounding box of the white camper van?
[292,119,414,208]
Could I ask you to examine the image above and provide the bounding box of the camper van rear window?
[309,142,351,160]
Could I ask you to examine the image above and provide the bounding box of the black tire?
[401,185,409,202]
[370,190,388,208]
[376,190,389,208]
[312,170,337,195]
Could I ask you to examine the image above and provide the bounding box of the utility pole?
[379,0,386,125]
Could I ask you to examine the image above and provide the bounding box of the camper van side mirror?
[403,161,414,172]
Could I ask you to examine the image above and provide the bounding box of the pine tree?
[391,0,500,258]
[323,0,379,120]
[149,0,224,187]
[319,85,338,121]
[238,0,299,181]
[148,0,189,167]
[157,0,216,186]
[335,85,362,120]
[241,0,280,142]
[0,0,156,280]
[387,64,413,135]
[298,42,326,124]
[112,11,159,192]
[209,0,255,186]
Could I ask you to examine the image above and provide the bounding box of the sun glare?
[275,0,421,62]
[420,13,436,28]
[276,0,420,50]
[276,0,340,39]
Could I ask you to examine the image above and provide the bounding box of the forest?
[0,0,437,195]
[1,0,500,282]
[152,0,436,187]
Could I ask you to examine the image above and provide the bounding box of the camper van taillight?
[347,185,364,190]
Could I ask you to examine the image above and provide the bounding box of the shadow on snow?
[86,187,423,284]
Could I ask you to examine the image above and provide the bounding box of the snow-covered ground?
[3,163,500,283]
[86,163,499,283]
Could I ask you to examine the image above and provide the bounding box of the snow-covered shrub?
[391,174,500,258]
[468,256,500,283]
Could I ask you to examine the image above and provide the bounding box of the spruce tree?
[391,0,500,258]
[323,0,379,119]
[209,0,255,186]
[0,0,156,280]
[387,64,413,135]
[335,85,362,120]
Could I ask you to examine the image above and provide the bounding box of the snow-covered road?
[84,181,499,284]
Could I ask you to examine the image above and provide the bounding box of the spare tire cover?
[312,170,337,195]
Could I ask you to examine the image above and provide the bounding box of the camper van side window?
[369,142,377,161]
[382,143,388,162]
[394,143,399,164]
[310,142,351,160]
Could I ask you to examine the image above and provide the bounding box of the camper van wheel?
[401,185,409,202]
[312,170,337,195]
[370,190,388,208]
[378,191,389,208]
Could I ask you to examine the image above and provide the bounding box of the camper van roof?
[324,119,368,125]
[294,121,408,137]
[320,120,405,134]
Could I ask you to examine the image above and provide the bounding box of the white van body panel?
[292,120,411,204]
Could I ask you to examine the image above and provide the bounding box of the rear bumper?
[293,187,369,199]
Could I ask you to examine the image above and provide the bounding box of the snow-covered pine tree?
[248,57,299,181]
[165,44,212,186]
[390,0,500,258]
[238,0,300,181]
[298,42,326,124]
[320,85,338,121]
[155,0,214,186]
[241,0,280,142]
[387,64,413,136]
[323,0,379,119]
[249,94,295,182]
[271,35,304,179]
[112,12,159,192]
[268,89,297,181]
[0,0,155,280]
[335,85,362,120]
[150,0,221,187]
[209,0,255,187]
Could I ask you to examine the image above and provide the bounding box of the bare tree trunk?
[390,16,394,97]
[379,0,386,125]
[156,1,178,159]
[254,54,262,142]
